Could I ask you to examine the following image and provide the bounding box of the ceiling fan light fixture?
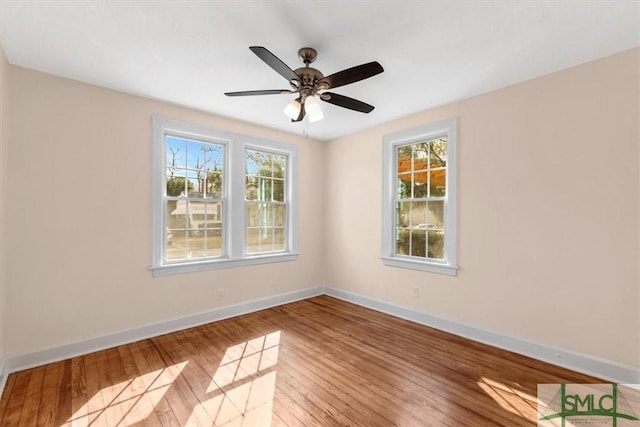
[305,95,324,122]
[283,99,302,120]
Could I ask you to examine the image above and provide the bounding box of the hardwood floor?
[0,296,600,426]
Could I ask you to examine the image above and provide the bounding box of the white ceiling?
[1,1,638,141]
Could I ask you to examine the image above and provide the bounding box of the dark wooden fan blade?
[321,92,375,113]
[292,98,306,122]
[224,89,292,96]
[249,46,300,83]
[318,61,383,89]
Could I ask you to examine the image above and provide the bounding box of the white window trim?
[381,117,458,276]
[150,116,298,277]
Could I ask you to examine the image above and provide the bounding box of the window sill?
[381,256,458,276]
[150,253,299,277]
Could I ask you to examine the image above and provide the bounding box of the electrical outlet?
[217,288,225,301]
[412,287,420,299]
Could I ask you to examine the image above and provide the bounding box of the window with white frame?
[245,149,288,254]
[381,118,457,276]
[151,117,297,276]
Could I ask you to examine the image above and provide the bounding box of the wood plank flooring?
[0,296,601,426]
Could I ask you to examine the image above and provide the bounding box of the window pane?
[273,228,286,251]
[430,138,447,168]
[397,173,411,198]
[189,248,206,259]
[260,203,269,227]
[428,201,444,228]
[257,153,273,177]
[206,170,223,195]
[166,229,186,261]
[166,136,186,170]
[248,202,272,228]
[273,205,286,227]
[202,202,222,230]
[206,231,223,257]
[246,228,259,253]
[395,229,410,255]
[186,200,204,229]
[204,144,223,172]
[430,169,446,197]
[166,176,188,196]
[273,180,285,202]
[397,145,412,159]
[428,230,445,259]
[413,142,429,170]
[397,201,411,228]
[273,155,286,179]
[167,200,187,229]
[205,203,222,229]
[187,230,206,259]
[187,176,199,197]
[246,151,260,175]
[412,201,426,229]
[258,178,272,201]
[411,230,426,257]
[186,140,205,172]
[259,228,274,250]
[413,172,428,198]
[264,203,273,227]
[246,176,258,200]
[398,155,413,174]
[246,202,259,227]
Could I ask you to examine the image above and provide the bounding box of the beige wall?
[325,48,640,368]
[0,44,9,368]
[6,66,325,357]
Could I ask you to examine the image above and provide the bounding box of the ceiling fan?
[225,46,384,123]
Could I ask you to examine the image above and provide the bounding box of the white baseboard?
[2,286,323,376]
[0,358,6,400]
[2,285,637,390]
[325,287,640,385]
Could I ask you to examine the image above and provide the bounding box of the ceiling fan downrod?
[294,47,327,96]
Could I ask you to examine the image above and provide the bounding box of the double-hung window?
[381,117,458,276]
[245,150,288,254]
[151,117,297,276]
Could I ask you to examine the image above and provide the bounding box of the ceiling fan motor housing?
[295,66,324,90]
[295,47,327,94]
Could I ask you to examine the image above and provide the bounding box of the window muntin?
[245,149,288,254]
[381,118,457,276]
[165,135,225,262]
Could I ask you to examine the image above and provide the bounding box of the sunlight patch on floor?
[208,331,280,391]
[189,330,281,426]
[477,376,538,421]
[62,361,188,427]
